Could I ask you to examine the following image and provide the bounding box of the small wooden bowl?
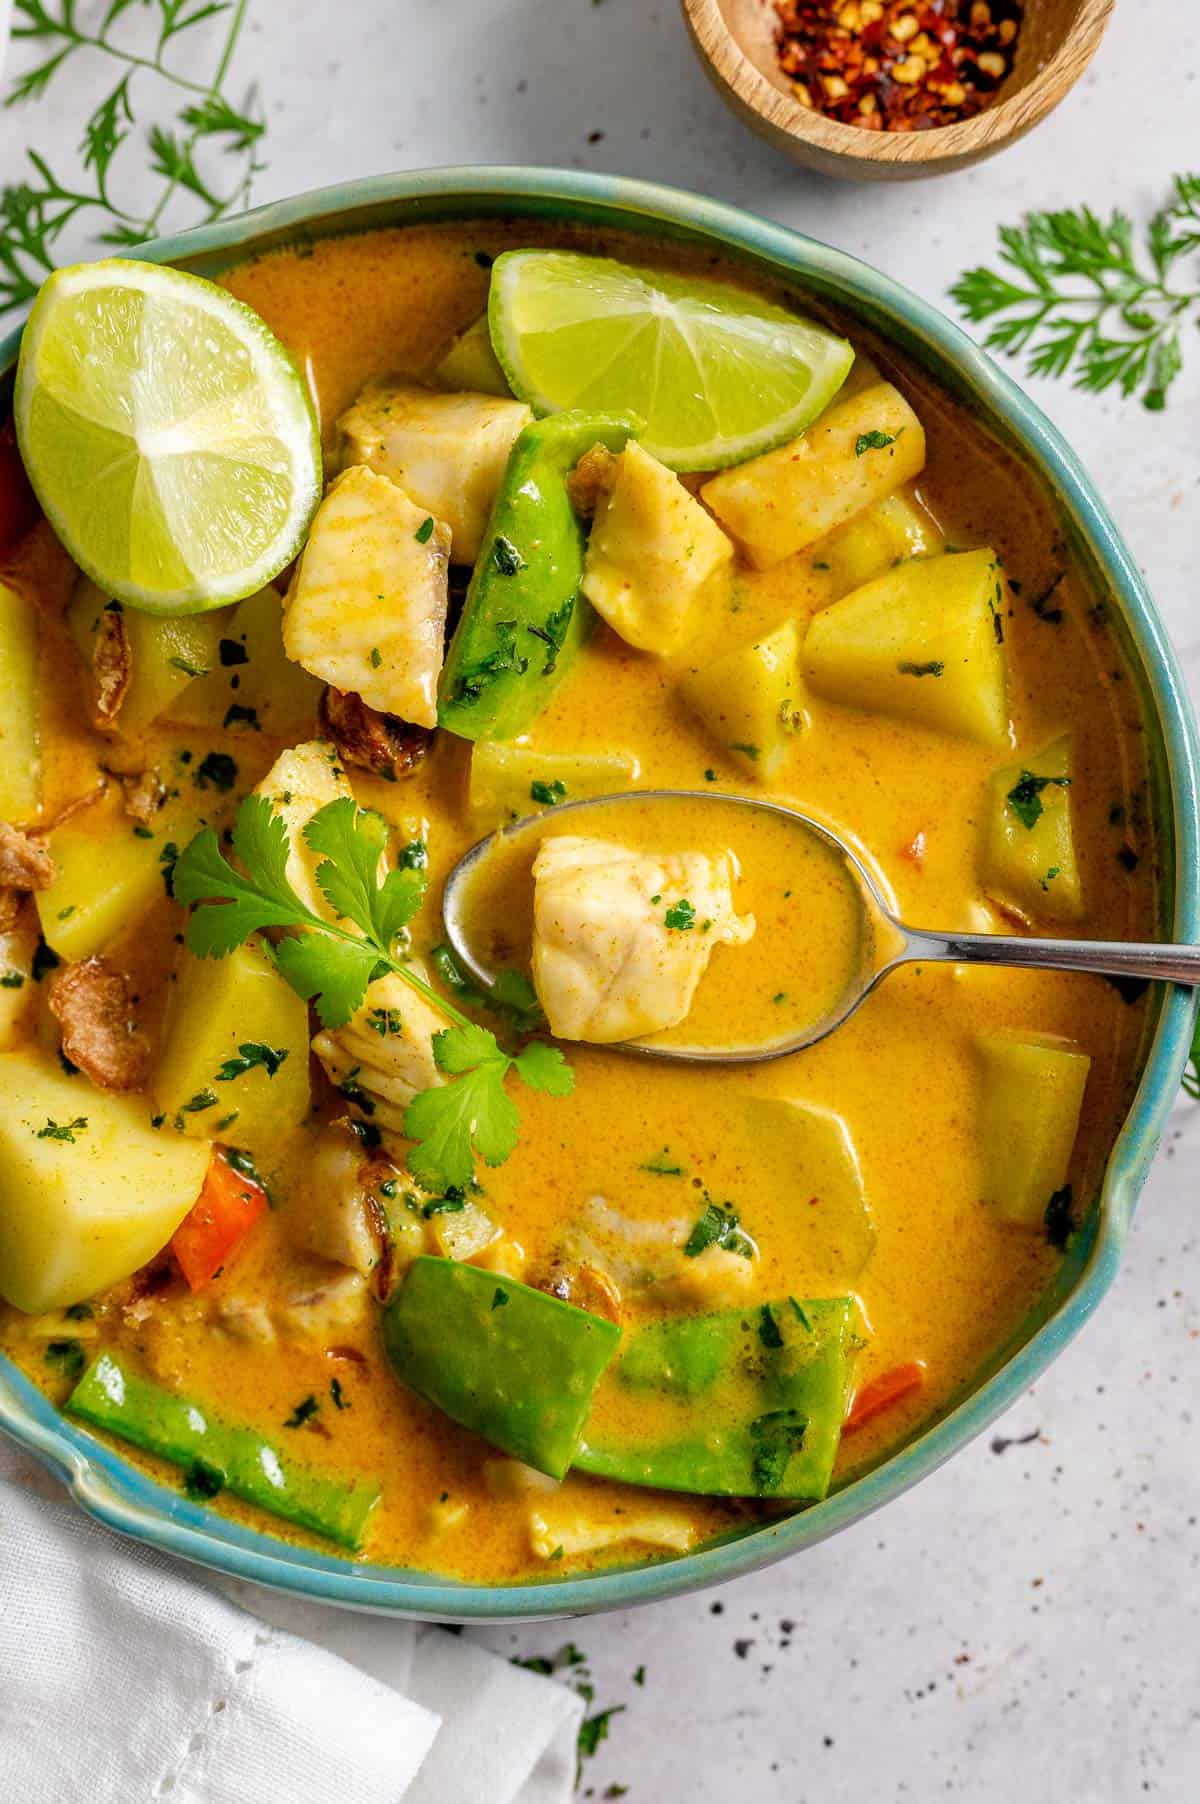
[681,0,1114,180]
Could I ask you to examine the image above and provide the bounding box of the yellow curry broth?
[0,222,1157,1580]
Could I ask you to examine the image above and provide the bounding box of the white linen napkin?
[0,1460,582,1804]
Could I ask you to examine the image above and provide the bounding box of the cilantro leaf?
[514,1040,575,1096]
[272,932,383,1030]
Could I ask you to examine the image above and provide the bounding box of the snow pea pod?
[576,1295,855,1499]
[381,1255,621,1479]
[437,410,640,741]
[66,1352,380,1550]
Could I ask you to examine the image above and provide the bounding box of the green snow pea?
[66,1352,380,1551]
[437,409,640,741]
[381,1255,621,1479]
[575,1296,855,1500]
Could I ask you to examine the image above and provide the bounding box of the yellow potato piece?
[174,584,322,736]
[154,938,312,1154]
[702,382,925,570]
[981,733,1082,921]
[803,547,1009,746]
[0,577,39,822]
[819,485,943,597]
[0,1049,209,1313]
[468,740,639,831]
[679,619,803,778]
[977,1033,1091,1225]
[582,441,733,655]
[35,785,211,961]
[67,577,222,737]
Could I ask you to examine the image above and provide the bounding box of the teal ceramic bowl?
[1,167,1197,1620]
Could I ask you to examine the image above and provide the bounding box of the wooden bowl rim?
[682,0,1115,167]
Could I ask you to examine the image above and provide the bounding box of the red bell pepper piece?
[172,1148,269,1292]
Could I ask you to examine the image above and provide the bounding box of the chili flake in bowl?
[773,0,1024,132]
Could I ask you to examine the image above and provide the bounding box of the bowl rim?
[681,0,1116,169]
[1,163,1196,1621]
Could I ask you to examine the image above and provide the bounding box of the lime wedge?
[15,260,321,615]
[488,250,854,472]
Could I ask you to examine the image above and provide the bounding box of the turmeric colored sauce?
[0,221,1157,1582]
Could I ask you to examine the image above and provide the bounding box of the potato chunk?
[67,577,222,737]
[154,937,312,1152]
[679,619,802,778]
[977,1033,1091,1225]
[581,441,733,654]
[311,964,452,1140]
[468,740,639,831]
[36,786,211,961]
[820,486,943,597]
[981,733,1082,921]
[0,1049,209,1312]
[803,547,1009,745]
[336,382,531,562]
[283,466,450,727]
[742,1097,877,1280]
[701,382,925,570]
[175,584,322,736]
[253,739,352,921]
[0,577,39,821]
[531,834,754,1042]
[432,314,510,397]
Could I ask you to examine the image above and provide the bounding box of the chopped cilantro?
[184,1458,225,1500]
[750,1408,808,1493]
[370,646,383,668]
[0,971,25,989]
[223,703,261,731]
[664,898,696,931]
[1045,1184,1074,1249]
[758,1303,783,1349]
[194,751,239,793]
[182,1089,217,1113]
[683,1197,754,1259]
[1006,769,1071,831]
[415,516,435,544]
[640,1148,684,1176]
[330,1377,349,1411]
[530,778,567,806]
[897,659,944,677]
[168,654,209,678]
[36,1117,88,1143]
[526,599,573,674]
[367,1008,403,1037]
[214,1042,289,1081]
[283,1394,319,1429]
[492,534,526,576]
[43,1339,86,1380]
[730,742,760,761]
[492,1288,509,1310]
[578,1706,625,1764]
[855,429,898,455]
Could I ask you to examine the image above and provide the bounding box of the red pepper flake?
[773,0,1023,132]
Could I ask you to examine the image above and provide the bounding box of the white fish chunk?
[531,834,755,1043]
[283,465,450,727]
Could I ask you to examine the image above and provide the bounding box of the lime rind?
[15,260,322,616]
[488,250,854,472]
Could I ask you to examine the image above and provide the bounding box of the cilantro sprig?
[950,175,1200,411]
[173,794,573,1191]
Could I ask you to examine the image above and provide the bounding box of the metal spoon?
[442,789,1197,1065]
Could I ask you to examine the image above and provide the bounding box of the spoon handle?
[903,928,1200,987]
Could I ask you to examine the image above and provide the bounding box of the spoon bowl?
[443,789,1200,1062]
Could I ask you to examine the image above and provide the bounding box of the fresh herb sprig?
[173,795,572,1191]
[2,0,265,317]
[950,175,1200,411]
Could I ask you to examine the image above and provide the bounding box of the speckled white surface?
[2,3,1199,1798]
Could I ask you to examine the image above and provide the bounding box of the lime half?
[15,260,321,614]
[489,250,854,472]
